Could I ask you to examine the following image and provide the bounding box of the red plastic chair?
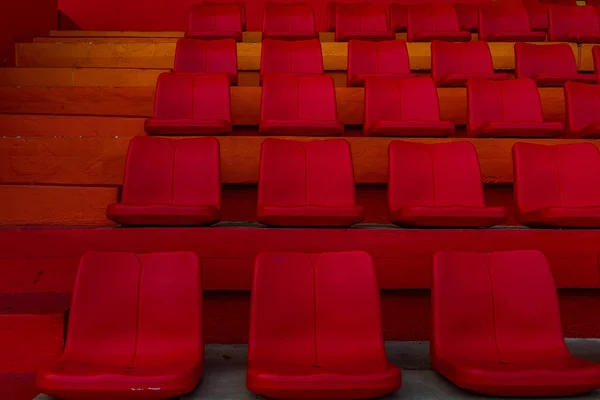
[548,5,600,42]
[478,1,546,41]
[260,38,323,83]
[262,2,317,40]
[565,81,600,138]
[186,2,244,41]
[334,3,395,41]
[174,38,238,85]
[406,4,471,42]
[347,40,413,87]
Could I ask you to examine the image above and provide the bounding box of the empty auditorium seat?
[257,139,364,227]
[565,81,600,138]
[174,38,238,85]
[107,137,221,226]
[432,250,600,396]
[335,3,395,41]
[364,77,455,137]
[479,1,546,41]
[248,251,402,399]
[431,41,510,87]
[513,142,600,227]
[260,38,323,82]
[37,251,204,400]
[406,4,471,42]
[453,3,479,32]
[327,1,368,31]
[467,78,564,137]
[262,2,318,40]
[548,5,600,42]
[388,141,506,227]
[515,43,597,86]
[260,74,343,136]
[145,73,232,136]
[389,3,408,32]
[186,2,243,41]
[522,0,549,31]
[347,40,413,87]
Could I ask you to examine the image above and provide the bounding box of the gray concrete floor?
[35,340,600,400]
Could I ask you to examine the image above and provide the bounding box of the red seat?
[174,38,238,85]
[186,2,243,41]
[262,2,317,41]
[406,4,471,42]
[433,249,600,396]
[515,43,597,86]
[479,1,546,41]
[145,73,232,136]
[260,74,343,136]
[431,41,510,87]
[389,3,408,32]
[388,141,506,227]
[513,142,600,227]
[364,77,455,137]
[453,3,480,32]
[565,81,600,138]
[548,5,600,43]
[327,1,368,31]
[257,139,364,227]
[347,40,414,87]
[522,0,549,31]
[467,78,564,137]
[37,251,203,400]
[260,38,323,83]
[335,3,395,41]
[107,137,221,226]
[247,251,401,399]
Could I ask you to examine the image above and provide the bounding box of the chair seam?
[485,253,505,364]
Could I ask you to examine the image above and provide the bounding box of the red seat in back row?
[173,38,238,85]
[347,40,413,87]
[479,1,546,41]
[548,5,600,42]
[406,4,470,42]
[262,2,317,40]
[260,38,323,82]
[186,2,244,41]
[335,3,395,41]
[565,81,600,138]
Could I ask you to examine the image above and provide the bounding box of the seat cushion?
[107,204,220,226]
[259,119,344,136]
[390,206,507,227]
[437,72,510,86]
[367,120,455,137]
[337,31,396,41]
[519,206,600,228]
[258,205,365,227]
[487,30,546,41]
[144,119,232,136]
[263,31,318,40]
[412,31,471,42]
[470,121,564,138]
[533,72,598,87]
[185,30,243,42]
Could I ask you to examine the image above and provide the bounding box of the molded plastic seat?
[513,142,600,227]
[262,2,318,40]
[522,0,549,31]
[388,141,506,227]
[467,78,564,137]
[347,40,414,87]
[260,38,323,83]
[186,2,243,41]
[364,77,454,137]
[145,73,232,136]
[565,81,600,138]
[433,249,600,396]
[406,4,471,42]
[335,3,395,41]
[479,1,546,41]
[107,137,221,226]
[515,43,597,86]
[247,251,401,399]
[257,139,364,227]
[389,3,408,32]
[260,74,343,136]
[327,1,369,31]
[548,5,600,42]
[453,3,479,32]
[431,41,510,87]
[174,38,238,85]
[37,251,203,400]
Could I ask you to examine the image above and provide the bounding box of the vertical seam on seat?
[171,141,177,205]
[304,144,309,206]
[307,254,320,367]
[131,253,144,367]
[485,253,505,364]
[499,82,505,122]
[429,148,437,206]
[554,146,565,207]
[204,44,208,73]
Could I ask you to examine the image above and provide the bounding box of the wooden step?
[0,114,146,136]
[49,30,184,37]
[580,43,598,72]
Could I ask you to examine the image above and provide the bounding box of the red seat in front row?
[174,38,238,85]
[335,3,395,41]
[107,137,221,226]
[347,40,414,87]
[257,139,364,227]
[186,2,244,41]
[513,142,600,227]
[37,251,203,400]
[248,251,402,399]
[433,250,600,396]
[389,141,506,227]
[406,4,471,42]
[565,81,600,138]
[262,2,317,41]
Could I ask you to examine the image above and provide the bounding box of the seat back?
[522,0,549,31]
[120,136,221,208]
[260,38,323,78]
[174,38,238,83]
[262,2,316,34]
[258,139,356,208]
[515,43,577,79]
[431,41,494,84]
[468,78,544,131]
[347,40,411,86]
[336,3,389,33]
[548,5,600,40]
[407,4,461,41]
[479,1,532,38]
[327,1,369,31]
[433,250,568,363]
[389,3,408,32]
[453,3,480,31]
[513,142,600,214]
[565,81,600,133]
[388,141,485,209]
[189,2,243,33]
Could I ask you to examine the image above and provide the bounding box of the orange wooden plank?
[49,30,184,37]
[580,43,598,72]
[0,68,166,87]
[0,115,146,137]
[35,37,181,43]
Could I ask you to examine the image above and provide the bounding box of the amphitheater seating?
[145,73,232,136]
[186,2,243,41]
[565,81,600,138]
[389,3,407,32]
[388,141,507,227]
[515,43,597,86]
[548,5,600,43]
[36,251,204,399]
[453,3,479,32]
[513,142,600,227]
[406,4,470,42]
[522,0,549,31]
[257,139,364,227]
[432,250,600,396]
[431,41,510,86]
[467,78,564,137]
[174,38,238,85]
[260,38,323,82]
[478,1,545,41]
[259,74,343,136]
[247,251,402,399]
[107,137,221,226]
[335,3,395,42]
[364,77,454,137]
[347,40,413,87]
[262,2,318,41]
